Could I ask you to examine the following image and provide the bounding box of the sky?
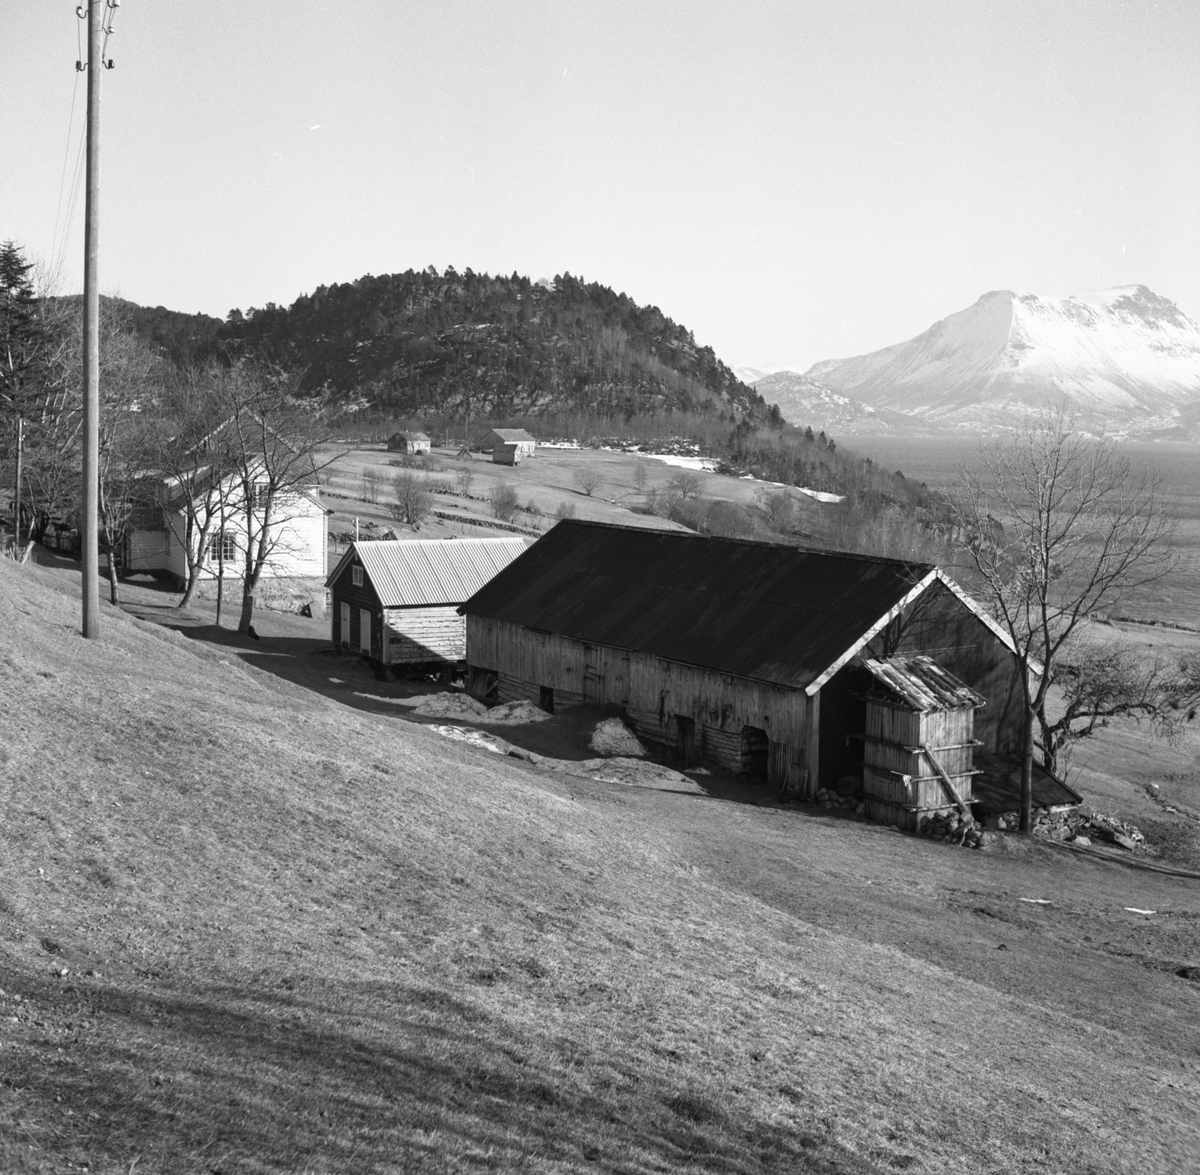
[4,1,1199,373]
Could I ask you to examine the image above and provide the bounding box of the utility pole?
[80,1,113,639]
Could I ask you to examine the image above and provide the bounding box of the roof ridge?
[553,519,934,571]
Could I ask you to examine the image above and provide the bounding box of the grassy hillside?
[2,557,1200,1174]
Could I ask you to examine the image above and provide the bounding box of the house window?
[352,565,363,587]
[208,531,238,564]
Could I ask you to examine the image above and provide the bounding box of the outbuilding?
[387,431,431,455]
[460,520,1077,813]
[492,442,523,466]
[327,537,530,669]
[479,428,536,458]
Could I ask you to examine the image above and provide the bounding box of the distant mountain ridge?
[759,286,1200,438]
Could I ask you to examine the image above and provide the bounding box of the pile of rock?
[1026,808,1147,851]
[813,786,859,812]
[915,810,988,849]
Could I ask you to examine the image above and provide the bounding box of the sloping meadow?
[1,558,1196,1174]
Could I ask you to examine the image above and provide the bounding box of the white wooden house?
[125,464,328,612]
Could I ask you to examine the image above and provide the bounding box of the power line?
[49,72,82,283]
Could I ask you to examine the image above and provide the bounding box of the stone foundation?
[194,575,326,618]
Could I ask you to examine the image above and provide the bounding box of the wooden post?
[13,415,22,542]
[80,0,103,639]
[922,744,971,819]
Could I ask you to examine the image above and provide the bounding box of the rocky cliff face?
[766,286,1200,437]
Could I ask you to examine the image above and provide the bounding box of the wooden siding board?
[466,616,808,776]
[384,606,465,663]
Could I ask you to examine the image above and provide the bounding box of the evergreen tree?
[0,240,49,418]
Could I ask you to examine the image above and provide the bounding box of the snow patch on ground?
[398,692,489,720]
[483,700,554,725]
[589,718,647,758]
[639,453,718,472]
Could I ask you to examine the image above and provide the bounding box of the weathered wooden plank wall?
[384,606,465,663]
[466,616,811,788]
[884,580,1025,754]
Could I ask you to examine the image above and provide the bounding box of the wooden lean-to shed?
[858,656,985,830]
[326,537,530,669]
[387,431,431,455]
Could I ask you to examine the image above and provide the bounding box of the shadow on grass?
[3,963,888,1175]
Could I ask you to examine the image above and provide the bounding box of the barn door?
[360,609,371,654]
[339,602,350,647]
[582,643,603,704]
[675,715,697,765]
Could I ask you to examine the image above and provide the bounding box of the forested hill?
[214,269,768,421]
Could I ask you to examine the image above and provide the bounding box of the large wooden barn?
[460,520,1079,813]
[327,537,530,669]
[479,428,537,458]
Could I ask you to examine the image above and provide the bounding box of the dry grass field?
[318,444,811,548]
[3,546,1200,1173]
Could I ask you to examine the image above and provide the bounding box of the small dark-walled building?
[387,431,431,455]
[327,537,529,668]
[459,520,1074,810]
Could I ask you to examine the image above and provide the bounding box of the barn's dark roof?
[461,520,935,691]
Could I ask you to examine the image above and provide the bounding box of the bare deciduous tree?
[361,466,384,505]
[667,469,702,499]
[573,466,603,497]
[217,363,340,634]
[491,483,519,522]
[761,489,795,534]
[389,471,431,526]
[455,467,474,498]
[949,409,1186,831]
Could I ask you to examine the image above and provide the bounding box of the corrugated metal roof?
[461,520,936,691]
[330,538,531,607]
[861,655,986,712]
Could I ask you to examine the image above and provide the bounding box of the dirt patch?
[561,757,702,792]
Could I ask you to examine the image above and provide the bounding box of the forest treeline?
[215,268,769,422]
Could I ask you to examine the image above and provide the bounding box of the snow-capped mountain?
[795,286,1200,438]
[752,371,904,432]
[730,364,788,386]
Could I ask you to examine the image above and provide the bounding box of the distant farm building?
[492,442,523,466]
[460,520,1079,818]
[387,431,431,455]
[479,428,536,458]
[327,537,530,668]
